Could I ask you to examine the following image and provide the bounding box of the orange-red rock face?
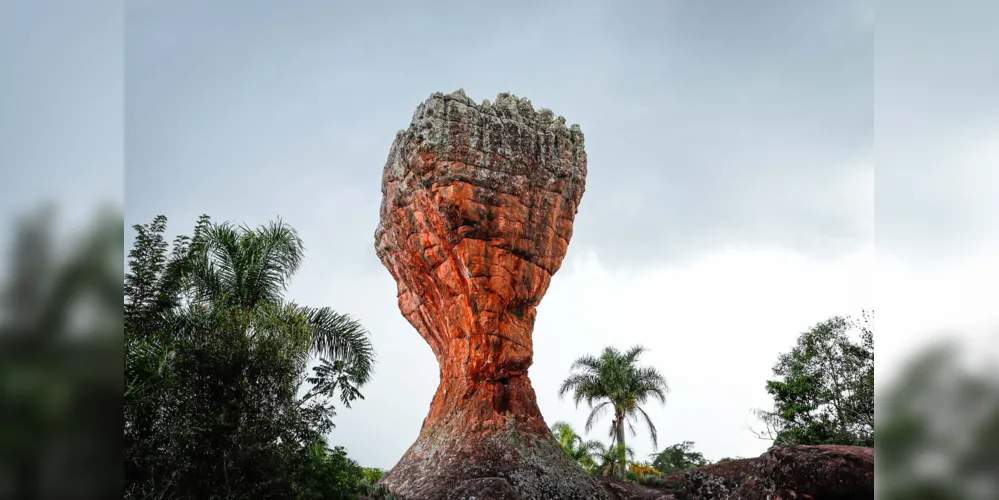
[374,90,603,499]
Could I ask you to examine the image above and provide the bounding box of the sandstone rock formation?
[373,90,607,499]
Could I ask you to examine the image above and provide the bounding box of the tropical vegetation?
[557,345,670,478]
[124,214,376,499]
[552,313,876,488]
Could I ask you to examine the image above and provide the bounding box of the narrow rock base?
[379,377,610,500]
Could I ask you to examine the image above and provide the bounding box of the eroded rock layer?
[374,90,604,499]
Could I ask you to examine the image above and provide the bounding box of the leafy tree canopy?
[124,215,375,499]
[649,441,710,475]
[754,312,874,447]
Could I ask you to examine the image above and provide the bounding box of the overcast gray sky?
[117,0,999,470]
[0,1,121,242]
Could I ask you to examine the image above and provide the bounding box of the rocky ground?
[363,444,874,499]
[602,444,874,500]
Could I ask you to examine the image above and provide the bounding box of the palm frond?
[242,219,304,307]
[189,219,307,311]
[634,405,659,450]
[257,218,304,277]
[632,366,670,404]
[550,420,583,450]
[558,373,602,408]
[623,345,647,364]
[584,401,612,434]
[306,307,375,384]
[550,420,574,435]
[203,222,241,292]
[569,354,603,373]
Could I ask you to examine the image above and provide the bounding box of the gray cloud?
[876,0,999,261]
[125,0,873,270]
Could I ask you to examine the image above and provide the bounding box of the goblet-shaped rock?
[374,90,607,499]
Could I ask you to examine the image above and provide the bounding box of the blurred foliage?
[0,205,121,500]
[754,312,874,447]
[649,441,711,475]
[877,341,999,500]
[124,214,374,499]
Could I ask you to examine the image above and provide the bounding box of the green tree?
[360,467,385,485]
[124,214,190,338]
[550,421,604,471]
[558,345,670,478]
[183,217,374,381]
[649,441,710,475]
[124,215,374,499]
[754,313,874,447]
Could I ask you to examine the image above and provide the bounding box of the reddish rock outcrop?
[374,90,606,499]
[740,445,874,500]
[661,445,874,500]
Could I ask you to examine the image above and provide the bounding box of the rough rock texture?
[661,445,874,500]
[595,477,676,500]
[737,445,874,500]
[374,90,606,499]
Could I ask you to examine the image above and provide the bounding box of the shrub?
[294,441,366,500]
[630,462,662,478]
[640,475,669,488]
[362,467,385,484]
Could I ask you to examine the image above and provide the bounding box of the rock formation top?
[379,89,585,215]
[391,88,585,169]
[375,89,588,384]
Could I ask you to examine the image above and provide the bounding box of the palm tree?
[182,215,375,387]
[558,345,669,477]
[550,421,604,471]
[593,441,636,478]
